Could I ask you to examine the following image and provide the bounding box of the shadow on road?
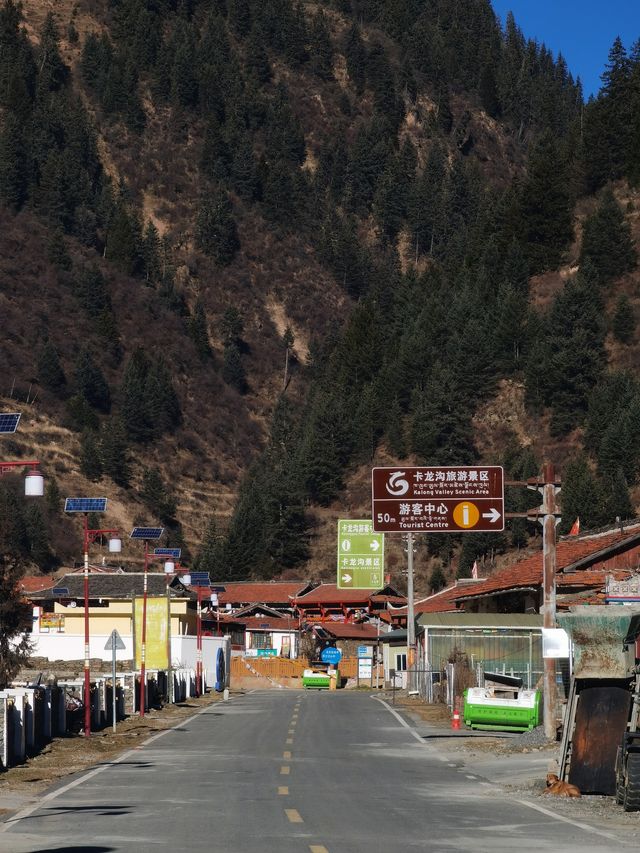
[9,805,132,823]
[31,847,115,852]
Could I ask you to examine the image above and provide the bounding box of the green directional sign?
[337,519,385,590]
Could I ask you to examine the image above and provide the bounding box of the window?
[250,631,272,650]
[395,653,407,671]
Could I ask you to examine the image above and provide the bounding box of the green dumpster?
[463,687,541,732]
[302,668,338,689]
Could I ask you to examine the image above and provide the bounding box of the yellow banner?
[134,597,169,670]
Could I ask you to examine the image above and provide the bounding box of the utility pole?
[527,464,561,741]
[406,531,416,693]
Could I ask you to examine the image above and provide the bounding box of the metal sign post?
[104,629,125,732]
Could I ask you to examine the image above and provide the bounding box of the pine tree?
[0,113,27,210]
[189,297,211,360]
[308,11,333,81]
[429,565,447,593]
[222,341,247,392]
[100,416,130,487]
[0,553,32,687]
[612,293,636,343]
[36,12,68,93]
[193,516,223,576]
[64,394,100,432]
[521,133,574,273]
[560,453,608,533]
[80,429,103,482]
[37,342,66,394]
[74,350,111,413]
[344,23,366,94]
[45,478,61,514]
[140,468,177,524]
[196,193,240,265]
[479,62,501,117]
[606,468,634,521]
[47,230,72,272]
[580,188,636,285]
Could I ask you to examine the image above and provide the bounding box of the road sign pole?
[112,633,117,733]
[407,531,416,693]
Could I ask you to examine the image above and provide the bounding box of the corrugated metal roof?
[417,612,543,628]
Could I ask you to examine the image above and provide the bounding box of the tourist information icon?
[337,519,385,589]
[371,466,504,533]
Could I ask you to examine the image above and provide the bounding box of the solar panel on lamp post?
[130,527,165,717]
[64,498,119,737]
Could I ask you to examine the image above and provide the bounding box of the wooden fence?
[231,656,362,681]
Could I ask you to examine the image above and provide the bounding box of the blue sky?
[491,1,639,98]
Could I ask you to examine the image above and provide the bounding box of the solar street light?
[65,497,121,737]
[130,526,165,717]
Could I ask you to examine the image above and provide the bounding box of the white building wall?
[29,633,231,687]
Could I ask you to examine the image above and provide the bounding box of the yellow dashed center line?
[278,786,289,795]
[280,765,290,775]
[285,809,303,824]
[310,846,329,853]
[286,738,294,744]
[283,750,292,759]
[288,729,295,735]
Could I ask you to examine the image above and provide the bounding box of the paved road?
[0,690,635,852]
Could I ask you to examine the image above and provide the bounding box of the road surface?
[1,690,635,852]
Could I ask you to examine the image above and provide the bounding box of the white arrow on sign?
[482,508,502,523]
[370,540,380,552]
[341,573,353,584]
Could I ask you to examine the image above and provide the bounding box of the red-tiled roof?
[293,583,382,605]
[213,581,310,605]
[390,579,486,616]
[21,576,57,593]
[315,622,380,640]
[237,616,299,630]
[454,530,640,602]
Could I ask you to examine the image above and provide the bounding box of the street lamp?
[64,497,119,736]
[0,460,45,495]
[0,412,45,496]
[130,527,165,717]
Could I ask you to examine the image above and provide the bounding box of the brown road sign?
[371,466,504,533]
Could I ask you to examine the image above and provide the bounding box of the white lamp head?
[164,560,175,574]
[182,574,191,586]
[108,536,122,553]
[24,468,44,497]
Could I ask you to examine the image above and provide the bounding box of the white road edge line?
[2,697,234,833]
[514,798,634,846]
[373,697,427,745]
[374,697,633,847]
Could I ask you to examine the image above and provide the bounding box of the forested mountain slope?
[0,0,639,592]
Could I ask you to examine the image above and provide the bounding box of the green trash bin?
[463,687,541,732]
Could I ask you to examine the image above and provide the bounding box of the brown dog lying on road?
[544,773,581,797]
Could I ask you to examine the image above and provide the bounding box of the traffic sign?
[104,629,126,651]
[372,466,504,533]
[321,646,342,665]
[337,519,384,589]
